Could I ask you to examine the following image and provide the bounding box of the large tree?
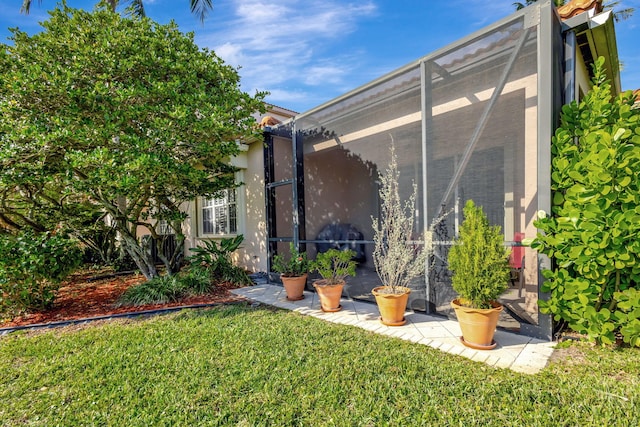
[22,0,214,22]
[0,5,266,279]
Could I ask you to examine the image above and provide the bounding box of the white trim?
[197,171,246,239]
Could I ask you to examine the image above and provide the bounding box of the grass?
[0,304,638,426]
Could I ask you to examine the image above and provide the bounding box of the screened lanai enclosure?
[262,2,612,340]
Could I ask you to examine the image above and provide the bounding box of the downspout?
[564,30,577,105]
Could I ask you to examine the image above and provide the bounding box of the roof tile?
[557,0,603,20]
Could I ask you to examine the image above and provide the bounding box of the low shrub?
[117,266,218,306]
[188,236,252,285]
[117,274,187,306]
[180,265,214,295]
[0,230,83,316]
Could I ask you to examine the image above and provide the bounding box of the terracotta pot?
[372,286,411,326]
[313,280,344,312]
[451,299,502,350]
[281,274,307,301]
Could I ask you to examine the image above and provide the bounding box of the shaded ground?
[0,269,247,328]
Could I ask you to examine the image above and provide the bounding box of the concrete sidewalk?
[231,284,556,374]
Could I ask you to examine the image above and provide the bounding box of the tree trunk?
[122,233,158,280]
[155,224,186,275]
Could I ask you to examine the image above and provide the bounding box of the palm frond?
[20,0,40,15]
[191,0,213,23]
[125,0,146,18]
[612,7,635,22]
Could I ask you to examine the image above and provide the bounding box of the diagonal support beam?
[435,27,533,219]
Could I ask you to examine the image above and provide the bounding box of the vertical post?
[421,59,433,313]
[263,131,277,277]
[291,121,306,252]
[521,1,558,341]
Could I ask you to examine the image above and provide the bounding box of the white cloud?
[195,0,377,111]
[215,42,245,67]
[303,64,349,86]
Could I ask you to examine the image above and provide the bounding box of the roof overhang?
[562,9,621,94]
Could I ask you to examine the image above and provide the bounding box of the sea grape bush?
[0,231,82,315]
[532,57,640,346]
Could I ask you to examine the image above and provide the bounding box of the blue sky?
[1,0,639,113]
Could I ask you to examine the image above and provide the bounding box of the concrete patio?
[231,284,556,375]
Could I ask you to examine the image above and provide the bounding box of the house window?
[201,189,237,235]
[157,220,174,235]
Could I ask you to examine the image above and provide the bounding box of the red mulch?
[0,270,247,329]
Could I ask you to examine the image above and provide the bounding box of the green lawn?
[1,304,638,426]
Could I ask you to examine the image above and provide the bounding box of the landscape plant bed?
[0,269,247,329]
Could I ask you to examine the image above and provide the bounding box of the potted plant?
[371,144,430,326]
[448,199,511,350]
[311,248,357,312]
[272,242,310,301]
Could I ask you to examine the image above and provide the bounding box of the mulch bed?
[0,270,248,329]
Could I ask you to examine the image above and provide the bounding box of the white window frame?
[198,173,245,238]
[156,219,174,235]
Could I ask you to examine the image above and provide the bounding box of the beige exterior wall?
[185,106,296,273]
[302,147,378,263]
[236,140,268,271]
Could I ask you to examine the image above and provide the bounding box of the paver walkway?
[231,284,556,374]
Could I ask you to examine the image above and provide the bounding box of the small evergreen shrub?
[181,265,214,295]
[371,143,428,294]
[0,230,82,315]
[117,265,220,306]
[448,200,511,309]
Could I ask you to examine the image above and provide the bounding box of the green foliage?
[513,1,562,12]
[117,264,216,306]
[21,0,215,23]
[532,57,640,346]
[179,265,214,295]
[372,143,428,293]
[311,248,357,285]
[272,242,309,277]
[0,5,266,280]
[0,231,82,316]
[448,200,511,309]
[188,235,252,285]
[117,274,187,306]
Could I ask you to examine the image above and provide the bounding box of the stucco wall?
[234,140,268,272]
[303,147,378,264]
